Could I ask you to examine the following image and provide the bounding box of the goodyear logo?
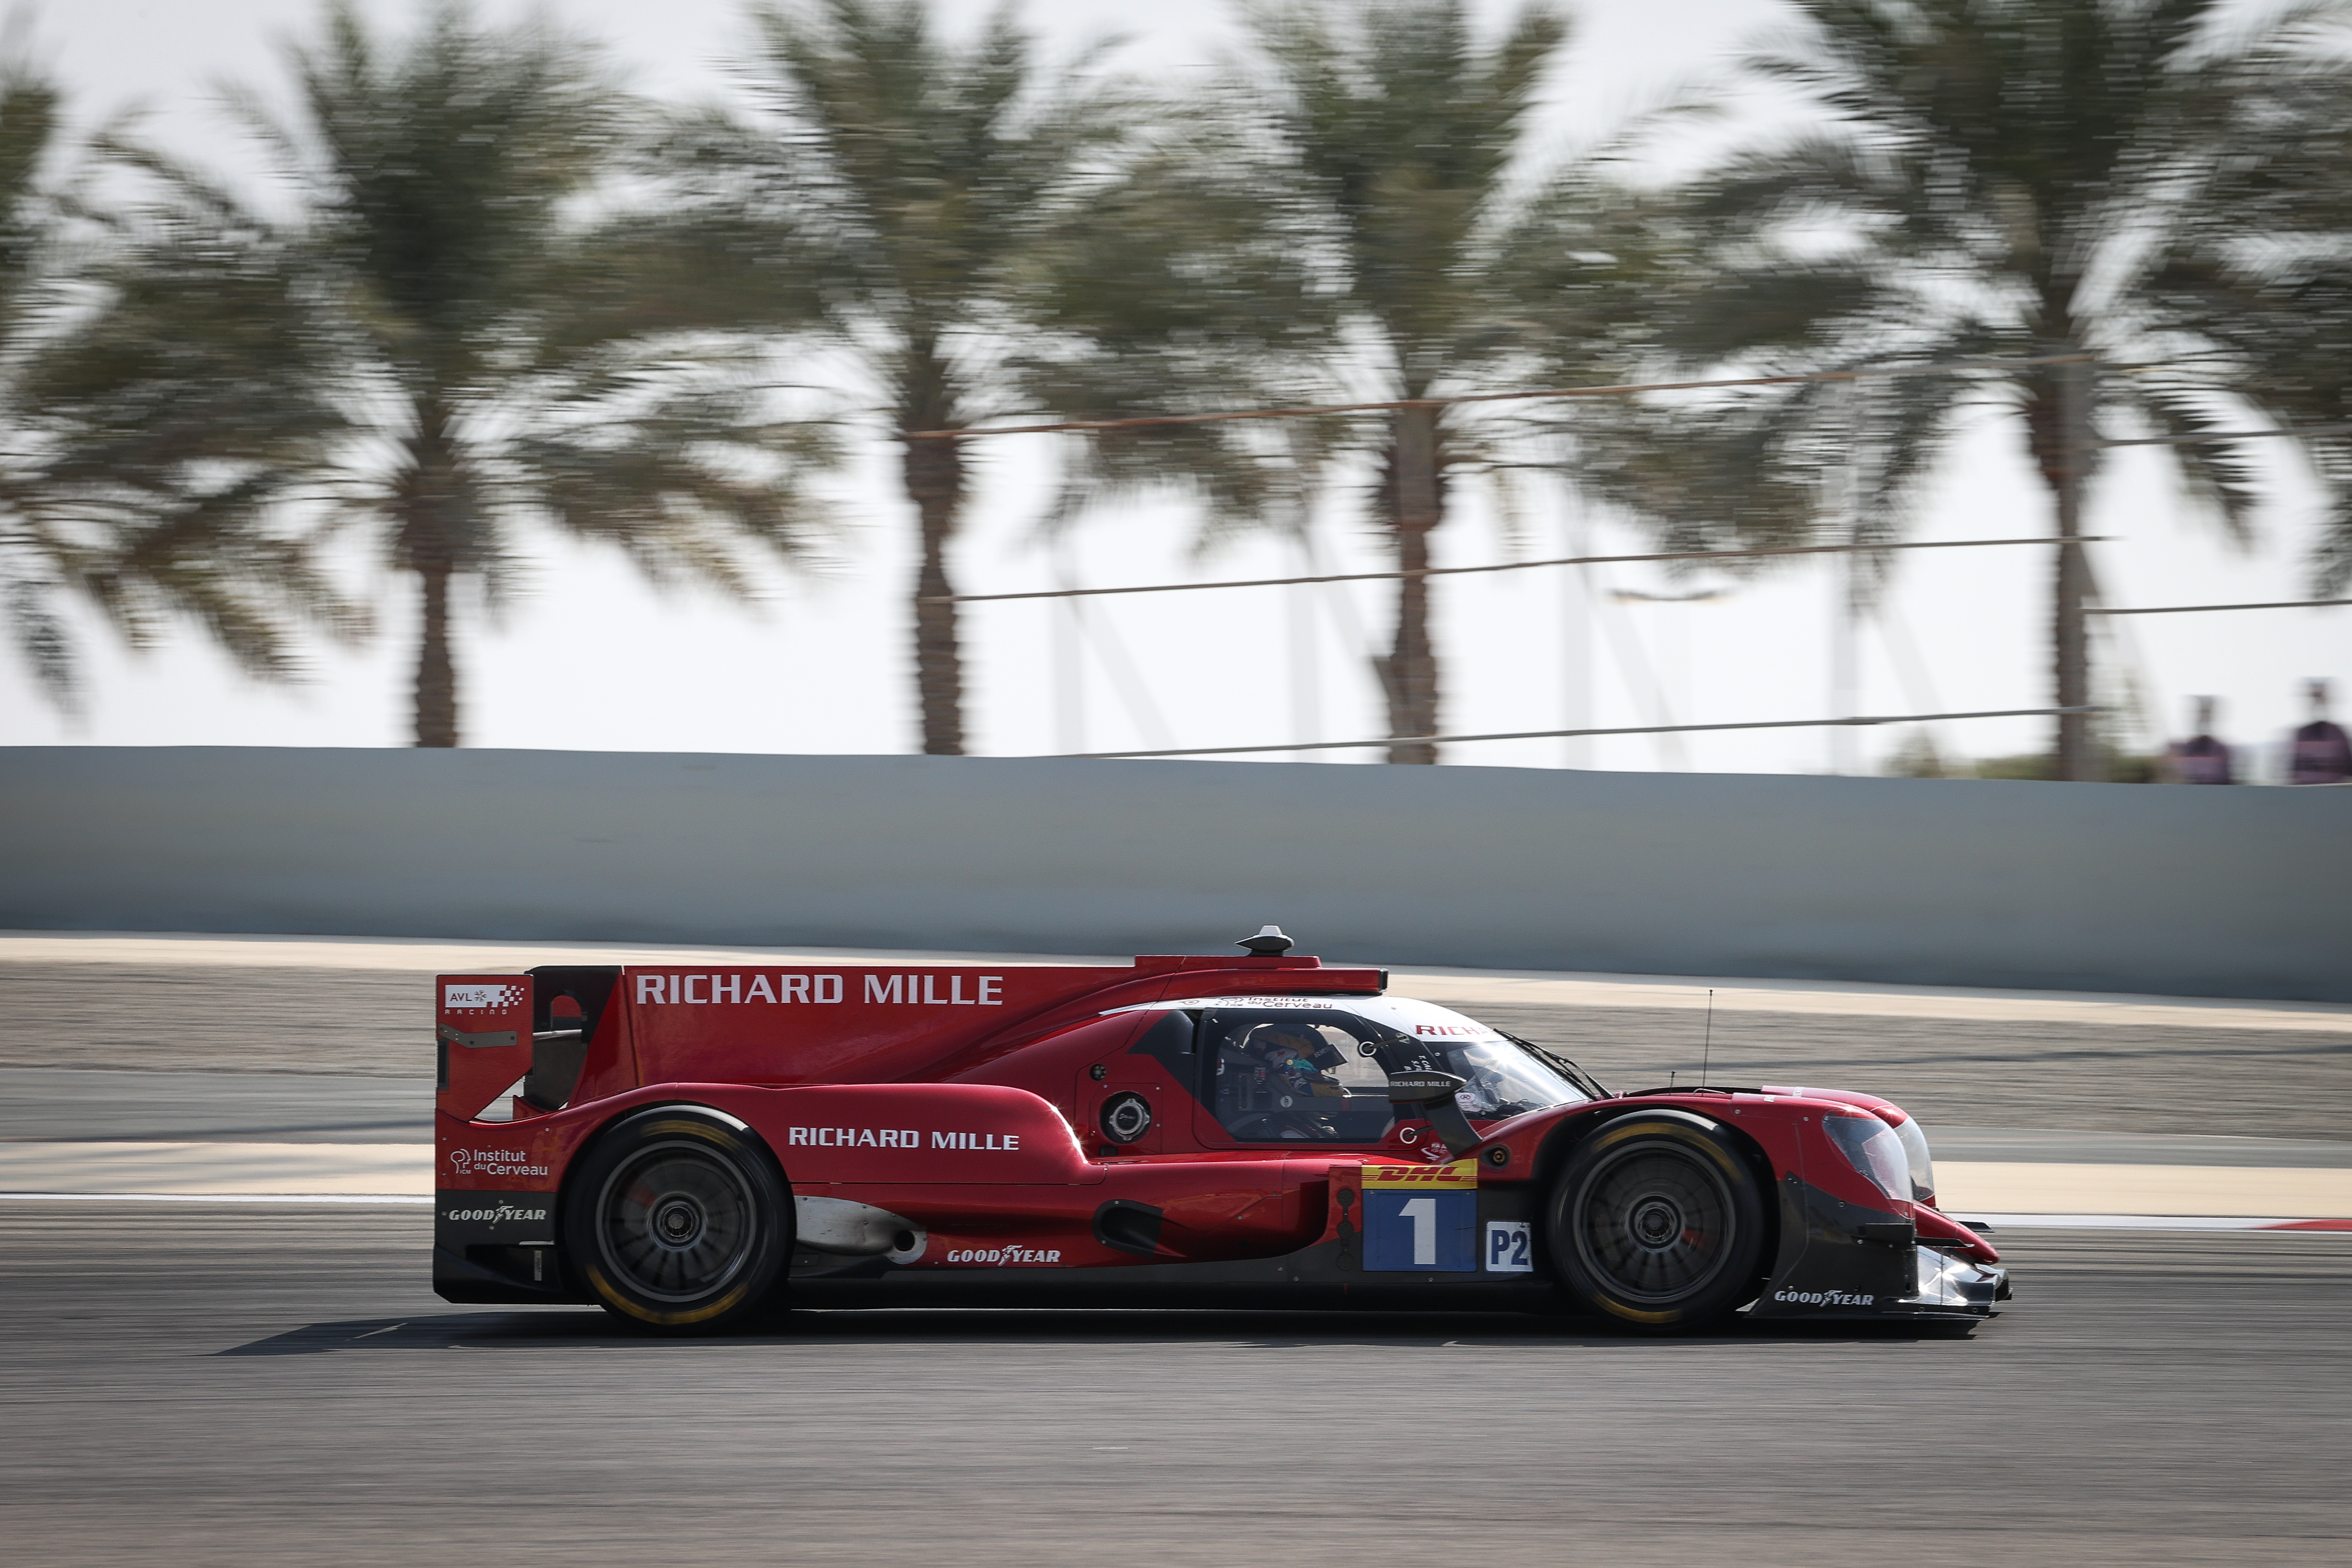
[1362,1159,1477,1190]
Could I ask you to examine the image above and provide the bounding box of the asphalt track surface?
[5,940,2349,1564]
[1,1202,2347,1567]
[0,1068,429,1142]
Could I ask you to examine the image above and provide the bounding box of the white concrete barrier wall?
[1,747,2342,1001]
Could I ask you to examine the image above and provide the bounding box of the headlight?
[1889,1115,1935,1203]
[1822,1114,1913,1205]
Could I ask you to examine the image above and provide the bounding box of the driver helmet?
[1253,1019,1331,1080]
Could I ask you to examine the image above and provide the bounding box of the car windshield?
[1374,1036,1591,1122]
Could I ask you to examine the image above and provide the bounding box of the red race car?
[434,930,2007,1333]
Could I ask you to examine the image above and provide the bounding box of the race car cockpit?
[1201,1003,1591,1144]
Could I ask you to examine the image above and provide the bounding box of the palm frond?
[2,575,73,708]
[508,360,839,590]
[2122,383,2267,543]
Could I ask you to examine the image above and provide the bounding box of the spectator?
[2288,679,2352,785]
[2164,696,2235,784]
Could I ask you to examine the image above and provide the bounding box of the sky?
[1,0,2343,776]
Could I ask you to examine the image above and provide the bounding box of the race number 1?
[1484,1220,1533,1273]
[1361,1162,1479,1272]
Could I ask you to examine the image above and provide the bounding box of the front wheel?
[564,1107,790,1334]
[1545,1113,1766,1331]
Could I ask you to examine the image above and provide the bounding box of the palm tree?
[679,0,1130,756]
[0,58,356,711]
[74,1,829,747]
[998,11,1701,767]
[2147,11,2352,596]
[1238,0,1571,762]
[1666,0,2352,779]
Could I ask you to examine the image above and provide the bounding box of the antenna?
[1701,989,1714,1087]
[1236,924,1295,957]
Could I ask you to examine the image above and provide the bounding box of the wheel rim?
[595,1142,757,1303]
[1572,1143,1737,1305]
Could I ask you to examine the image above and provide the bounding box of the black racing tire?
[564,1106,790,1335]
[1545,1112,1767,1332]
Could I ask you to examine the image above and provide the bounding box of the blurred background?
[0,0,2345,779]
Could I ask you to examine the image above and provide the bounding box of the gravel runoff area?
[0,939,2346,1140]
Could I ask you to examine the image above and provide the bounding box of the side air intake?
[1093,1199,1167,1257]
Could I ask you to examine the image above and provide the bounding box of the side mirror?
[1385,1070,1481,1157]
[1387,1071,1468,1105]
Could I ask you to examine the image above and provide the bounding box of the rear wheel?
[1546,1113,1766,1331]
[565,1107,789,1334]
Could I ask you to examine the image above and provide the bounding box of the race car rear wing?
[437,974,534,1122]
[436,967,626,1123]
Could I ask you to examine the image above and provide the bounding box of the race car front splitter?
[1747,1175,2007,1323]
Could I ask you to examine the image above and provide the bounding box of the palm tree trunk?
[414,565,458,748]
[1384,404,1442,764]
[905,435,966,756]
[899,347,966,755]
[2025,357,2097,781]
[403,402,464,749]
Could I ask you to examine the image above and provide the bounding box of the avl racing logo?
[444,983,524,1011]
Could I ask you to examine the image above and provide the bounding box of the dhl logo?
[1361,1159,1477,1190]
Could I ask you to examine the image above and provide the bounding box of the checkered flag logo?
[443,982,525,1011]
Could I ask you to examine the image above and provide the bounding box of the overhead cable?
[929,534,2101,606]
[1058,705,2101,761]
[905,353,2102,440]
